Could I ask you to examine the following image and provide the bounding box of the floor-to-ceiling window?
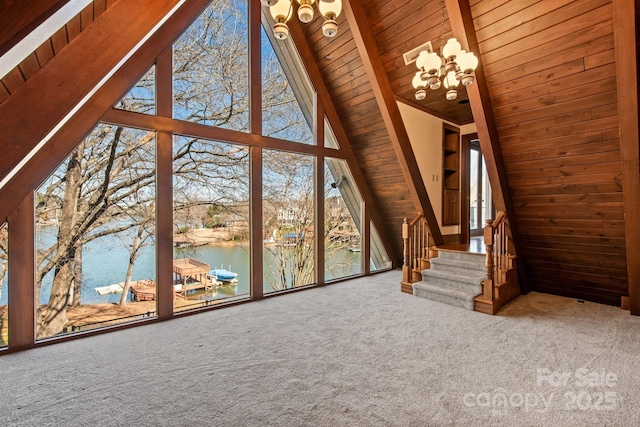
[0,0,392,351]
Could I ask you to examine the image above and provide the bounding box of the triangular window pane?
[173,0,249,132]
[114,65,156,115]
[261,25,313,144]
[324,116,340,148]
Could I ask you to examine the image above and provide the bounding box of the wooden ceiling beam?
[445,0,530,293]
[612,0,640,314]
[342,0,444,246]
[286,18,398,264]
[0,0,213,223]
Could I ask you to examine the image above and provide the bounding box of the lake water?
[0,227,361,306]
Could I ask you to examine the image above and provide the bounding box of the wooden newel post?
[402,218,410,283]
[484,219,495,301]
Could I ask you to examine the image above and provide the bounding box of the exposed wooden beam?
[343,0,444,246]
[0,0,213,224]
[612,0,640,314]
[156,130,174,320]
[287,18,400,264]
[445,0,530,293]
[100,108,350,159]
[7,194,36,351]
[155,47,173,320]
[249,1,263,299]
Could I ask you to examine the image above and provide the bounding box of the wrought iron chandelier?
[261,0,343,40]
[411,0,478,101]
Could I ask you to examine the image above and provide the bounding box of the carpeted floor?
[1,270,639,426]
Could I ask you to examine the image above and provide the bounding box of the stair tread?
[423,268,485,285]
[414,281,480,299]
[429,257,485,272]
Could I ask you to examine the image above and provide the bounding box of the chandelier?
[411,0,478,101]
[261,0,343,40]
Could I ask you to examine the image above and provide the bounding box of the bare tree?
[36,126,156,337]
[263,151,315,291]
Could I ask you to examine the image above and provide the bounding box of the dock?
[129,279,157,302]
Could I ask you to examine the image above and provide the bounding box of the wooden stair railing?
[401,212,435,294]
[475,211,520,314]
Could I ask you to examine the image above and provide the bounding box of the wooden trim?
[343,0,444,246]
[612,0,640,315]
[249,0,261,135]
[100,108,347,159]
[286,18,398,262]
[250,146,263,300]
[156,46,172,118]
[156,130,173,320]
[460,133,477,244]
[445,0,530,293]
[314,95,325,285]
[0,0,213,224]
[8,194,36,350]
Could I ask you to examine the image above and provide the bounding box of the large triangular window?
[261,20,314,144]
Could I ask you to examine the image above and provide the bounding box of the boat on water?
[95,283,124,295]
[209,268,238,282]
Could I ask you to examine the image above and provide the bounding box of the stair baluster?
[401,212,432,293]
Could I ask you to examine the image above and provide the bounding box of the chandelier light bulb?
[443,70,459,89]
[412,72,428,100]
[319,0,342,37]
[318,0,343,18]
[442,38,461,60]
[412,71,426,89]
[456,50,478,73]
[269,0,293,21]
[322,19,339,37]
[297,0,315,23]
[270,0,293,40]
[260,0,279,6]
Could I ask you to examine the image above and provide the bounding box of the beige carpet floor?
[1,270,639,426]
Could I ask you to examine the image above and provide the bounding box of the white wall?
[398,101,476,236]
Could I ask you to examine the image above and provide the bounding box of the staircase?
[412,249,485,311]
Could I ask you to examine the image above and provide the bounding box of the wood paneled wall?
[472,0,626,305]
